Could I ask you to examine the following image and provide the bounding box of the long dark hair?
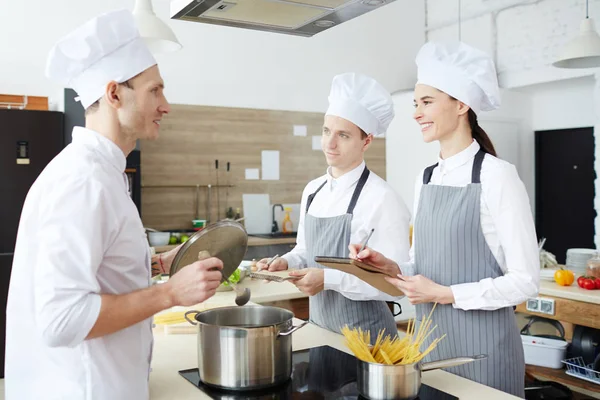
[468,109,497,157]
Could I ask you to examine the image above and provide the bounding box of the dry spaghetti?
[342,303,446,365]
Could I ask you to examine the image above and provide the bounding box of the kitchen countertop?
[149,295,520,400]
[154,235,297,253]
[538,279,600,305]
[0,282,519,399]
[162,273,309,304]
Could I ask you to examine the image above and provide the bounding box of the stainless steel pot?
[184,306,308,390]
[357,354,487,400]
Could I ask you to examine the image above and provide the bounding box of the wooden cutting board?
[154,302,236,335]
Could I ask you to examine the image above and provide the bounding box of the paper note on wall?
[293,125,307,137]
[245,168,259,180]
[312,136,321,151]
[261,150,280,180]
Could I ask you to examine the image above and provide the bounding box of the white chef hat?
[45,9,157,109]
[326,72,395,137]
[416,41,501,114]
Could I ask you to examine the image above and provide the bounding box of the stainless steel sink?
[250,232,297,239]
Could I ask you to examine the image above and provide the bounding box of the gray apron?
[414,150,525,398]
[304,167,398,343]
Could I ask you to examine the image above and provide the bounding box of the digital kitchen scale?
[179,345,459,399]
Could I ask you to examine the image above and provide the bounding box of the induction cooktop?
[179,345,459,399]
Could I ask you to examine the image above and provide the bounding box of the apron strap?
[423,163,438,184]
[306,181,327,213]
[423,149,486,185]
[471,149,486,184]
[305,166,370,214]
[346,167,370,215]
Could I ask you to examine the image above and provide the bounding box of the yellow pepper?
[554,268,574,286]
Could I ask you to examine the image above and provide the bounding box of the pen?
[267,254,280,266]
[358,229,374,254]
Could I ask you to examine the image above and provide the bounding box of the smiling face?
[321,115,372,177]
[413,84,466,144]
[116,65,171,141]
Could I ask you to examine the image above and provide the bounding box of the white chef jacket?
[282,161,411,301]
[5,127,153,400]
[402,140,540,311]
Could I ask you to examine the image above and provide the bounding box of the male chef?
[5,9,223,400]
[258,73,411,340]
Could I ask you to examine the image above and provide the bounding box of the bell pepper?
[554,268,575,286]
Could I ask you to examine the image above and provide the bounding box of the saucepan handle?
[184,310,200,326]
[278,320,309,337]
[421,354,487,372]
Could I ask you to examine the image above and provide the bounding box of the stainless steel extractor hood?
[170,0,397,37]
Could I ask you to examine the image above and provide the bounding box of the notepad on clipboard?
[314,256,404,297]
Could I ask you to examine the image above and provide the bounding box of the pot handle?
[184,310,200,326]
[278,320,309,337]
[421,354,487,372]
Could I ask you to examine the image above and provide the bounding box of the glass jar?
[586,252,600,278]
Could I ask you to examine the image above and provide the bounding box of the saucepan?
[184,306,308,391]
[357,354,487,400]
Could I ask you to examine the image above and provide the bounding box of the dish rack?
[562,357,600,385]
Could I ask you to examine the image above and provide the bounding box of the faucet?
[272,204,284,233]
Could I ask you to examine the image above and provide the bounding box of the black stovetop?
[179,345,459,400]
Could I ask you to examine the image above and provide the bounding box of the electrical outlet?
[539,298,555,315]
[525,297,555,315]
[526,298,540,312]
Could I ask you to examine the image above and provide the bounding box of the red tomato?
[582,279,597,290]
[577,276,586,287]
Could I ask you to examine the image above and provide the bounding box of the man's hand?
[161,243,183,271]
[166,257,223,306]
[257,256,288,272]
[151,244,183,276]
[288,268,324,296]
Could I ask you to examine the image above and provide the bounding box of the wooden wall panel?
[0,95,48,110]
[141,104,386,230]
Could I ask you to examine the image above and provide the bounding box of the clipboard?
[314,256,404,297]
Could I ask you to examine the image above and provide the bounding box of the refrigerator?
[0,109,64,377]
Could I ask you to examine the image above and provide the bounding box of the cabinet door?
[244,246,270,261]
[269,243,295,257]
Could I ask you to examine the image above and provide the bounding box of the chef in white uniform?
[258,73,411,340]
[5,10,223,400]
[349,41,539,397]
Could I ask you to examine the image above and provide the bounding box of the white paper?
[245,168,259,180]
[293,125,307,137]
[242,194,271,234]
[312,135,322,151]
[261,150,280,180]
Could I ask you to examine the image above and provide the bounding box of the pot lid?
[169,220,248,281]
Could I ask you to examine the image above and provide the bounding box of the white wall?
[426,0,600,88]
[386,91,437,216]
[0,0,426,113]
[518,76,596,131]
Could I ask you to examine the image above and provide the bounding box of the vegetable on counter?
[577,275,600,290]
[221,268,241,287]
[553,268,575,286]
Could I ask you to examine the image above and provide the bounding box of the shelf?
[526,364,600,393]
[142,184,234,188]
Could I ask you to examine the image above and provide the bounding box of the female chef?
[350,41,539,398]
